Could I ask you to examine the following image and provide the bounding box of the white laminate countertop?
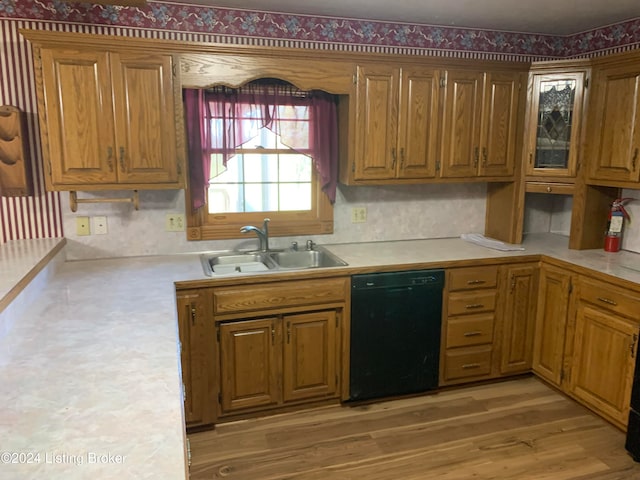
[2,233,640,479]
[0,249,203,479]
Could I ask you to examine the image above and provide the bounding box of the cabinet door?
[532,264,572,386]
[440,70,483,178]
[111,53,179,184]
[569,304,638,427]
[39,48,117,186]
[177,290,216,428]
[283,310,339,403]
[219,318,280,414]
[396,67,439,179]
[353,65,399,180]
[499,264,539,375]
[479,72,522,177]
[525,72,585,178]
[587,65,640,183]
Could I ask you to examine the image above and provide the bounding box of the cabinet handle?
[633,148,638,170]
[271,327,275,345]
[463,331,483,337]
[465,303,484,309]
[510,274,516,293]
[107,146,114,172]
[391,147,397,169]
[119,146,125,172]
[462,363,481,369]
[632,334,638,359]
[400,147,405,167]
[482,147,487,166]
[286,321,291,344]
[474,147,479,167]
[466,279,486,285]
[190,304,196,326]
[529,152,533,165]
[597,297,617,306]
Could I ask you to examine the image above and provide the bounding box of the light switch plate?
[166,213,185,232]
[351,207,367,223]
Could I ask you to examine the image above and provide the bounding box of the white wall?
[61,183,488,260]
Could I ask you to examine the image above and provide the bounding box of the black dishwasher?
[349,269,444,402]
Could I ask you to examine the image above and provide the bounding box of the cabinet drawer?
[213,277,347,315]
[446,314,494,348]
[578,277,640,321]
[448,266,498,291]
[448,290,497,316]
[443,346,493,381]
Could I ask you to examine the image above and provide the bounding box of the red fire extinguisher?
[604,198,633,252]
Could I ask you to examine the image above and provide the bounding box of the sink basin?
[200,246,347,276]
[268,247,348,269]
[201,252,277,276]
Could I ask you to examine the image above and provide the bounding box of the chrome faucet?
[240,218,270,252]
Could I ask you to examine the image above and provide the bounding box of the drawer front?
[443,346,493,381]
[448,290,497,316]
[214,277,347,315]
[578,277,640,321]
[448,266,498,291]
[446,314,494,348]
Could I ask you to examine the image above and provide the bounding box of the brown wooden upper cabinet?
[352,64,440,181]
[586,58,640,186]
[348,65,525,184]
[440,70,523,179]
[523,70,587,184]
[36,45,184,191]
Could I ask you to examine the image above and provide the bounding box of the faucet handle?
[305,240,315,251]
[290,241,298,251]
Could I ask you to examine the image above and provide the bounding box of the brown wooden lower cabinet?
[218,309,342,417]
[569,303,637,428]
[498,263,539,375]
[532,263,573,386]
[176,289,216,429]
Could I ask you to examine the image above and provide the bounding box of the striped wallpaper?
[1,6,639,244]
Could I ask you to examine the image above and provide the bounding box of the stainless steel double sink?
[201,246,348,276]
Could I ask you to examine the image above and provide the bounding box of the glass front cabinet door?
[524,72,586,180]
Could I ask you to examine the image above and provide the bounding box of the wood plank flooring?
[188,377,640,479]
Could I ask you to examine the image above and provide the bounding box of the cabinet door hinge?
[584,77,589,88]
[352,74,357,85]
[439,77,446,88]
[568,280,573,295]
[436,160,441,171]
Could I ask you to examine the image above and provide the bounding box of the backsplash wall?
[2,3,640,254]
[60,184,489,260]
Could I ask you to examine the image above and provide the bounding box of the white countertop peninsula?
[2,233,640,479]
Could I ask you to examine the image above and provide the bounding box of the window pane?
[244,154,279,183]
[279,183,311,211]
[210,155,242,183]
[208,183,244,213]
[279,155,312,182]
[245,183,278,212]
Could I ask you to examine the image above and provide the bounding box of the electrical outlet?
[351,207,367,223]
[166,213,186,232]
[76,216,90,236]
[93,216,108,235]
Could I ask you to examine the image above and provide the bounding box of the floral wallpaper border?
[1,0,639,59]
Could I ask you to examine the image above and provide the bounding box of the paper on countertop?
[461,233,525,251]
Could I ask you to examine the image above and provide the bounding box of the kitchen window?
[183,80,338,241]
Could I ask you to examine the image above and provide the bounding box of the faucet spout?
[240,218,270,252]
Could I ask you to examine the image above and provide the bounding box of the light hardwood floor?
[188,377,640,479]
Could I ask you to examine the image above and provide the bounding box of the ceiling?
[180,0,640,35]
